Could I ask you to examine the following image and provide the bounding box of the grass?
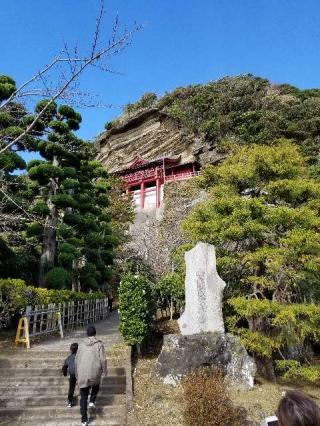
[107,342,128,358]
[133,357,184,426]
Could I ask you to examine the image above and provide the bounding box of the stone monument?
[178,242,225,335]
[153,242,256,389]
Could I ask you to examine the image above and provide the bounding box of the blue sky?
[2,0,320,152]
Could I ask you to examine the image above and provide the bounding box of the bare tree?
[125,181,205,280]
[0,0,142,155]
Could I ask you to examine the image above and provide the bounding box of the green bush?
[0,278,104,330]
[45,267,72,289]
[124,92,157,114]
[275,360,320,383]
[119,273,156,346]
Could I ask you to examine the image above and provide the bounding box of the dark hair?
[87,325,96,337]
[277,390,320,426]
[70,342,78,354]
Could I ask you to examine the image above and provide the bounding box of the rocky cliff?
[96,108,225,173]
[97,75,320,172]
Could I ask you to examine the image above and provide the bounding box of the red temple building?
[115,156,198,210]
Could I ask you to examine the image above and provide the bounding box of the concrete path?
[0,311,128,426]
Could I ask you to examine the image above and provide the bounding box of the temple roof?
[115,155,181,175]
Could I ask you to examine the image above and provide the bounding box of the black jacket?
[62,353,76,377]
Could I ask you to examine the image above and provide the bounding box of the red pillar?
[156,178,160,208]
[140,181,145,209]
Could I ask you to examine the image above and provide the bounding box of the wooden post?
[76,301,80,326]
[84,300,89,324]
[33,306,38,336]
[71,301,74,329]
[40,305,44,333]
[54,311,64,339]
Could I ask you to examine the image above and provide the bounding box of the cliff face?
[96,108,224,172]
[97,75,320,172]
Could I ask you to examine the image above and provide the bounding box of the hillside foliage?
[122,74,320,163]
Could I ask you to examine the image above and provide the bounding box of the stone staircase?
[0,313,128,426]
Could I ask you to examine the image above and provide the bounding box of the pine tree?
[0,76,44,281]
[181,140,320,378]
[27,102,116,290]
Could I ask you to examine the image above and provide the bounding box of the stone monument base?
[152,332,256,389]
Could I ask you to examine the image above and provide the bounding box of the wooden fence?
[15,298,109,348]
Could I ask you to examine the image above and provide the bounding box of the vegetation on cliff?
[118,74,320,163]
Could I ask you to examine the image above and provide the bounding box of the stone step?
[0,357,125,368]
[0,393,125,408]
[7,337,123,349]
[0,347,126,357]
[0,375,126,386]
[1,420,125,426]
[0,316,127,425]
[0,366,125,377]
[0,405,126,424]
[0,384,126,396]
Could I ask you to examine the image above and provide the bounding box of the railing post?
[15,296,107,348]
[40,305,44,333]
[55,310,64,339]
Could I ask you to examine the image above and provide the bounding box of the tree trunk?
[38,156,59,287]
[38,205,58,286]
[72,259,78,291]
[136,343,141,356]
[170,297,173,320]
[251,316,276,381]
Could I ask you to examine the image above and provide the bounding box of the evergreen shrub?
[0,278,104,330]
[275,360,320,383]
[45,267,72,289]
[119,273,156,346]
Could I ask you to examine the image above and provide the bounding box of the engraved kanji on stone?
[178,242,226,335]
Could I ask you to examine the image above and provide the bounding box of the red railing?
[165,171,201,182]
[121,167,163,184]
[122,169,201,185]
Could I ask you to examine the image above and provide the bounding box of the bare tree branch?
[0,188,34,219]
[0,56,62,110]
[0,0,142,155]
[91,0,105,58]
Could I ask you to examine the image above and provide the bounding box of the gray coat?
[75,336,106,388]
